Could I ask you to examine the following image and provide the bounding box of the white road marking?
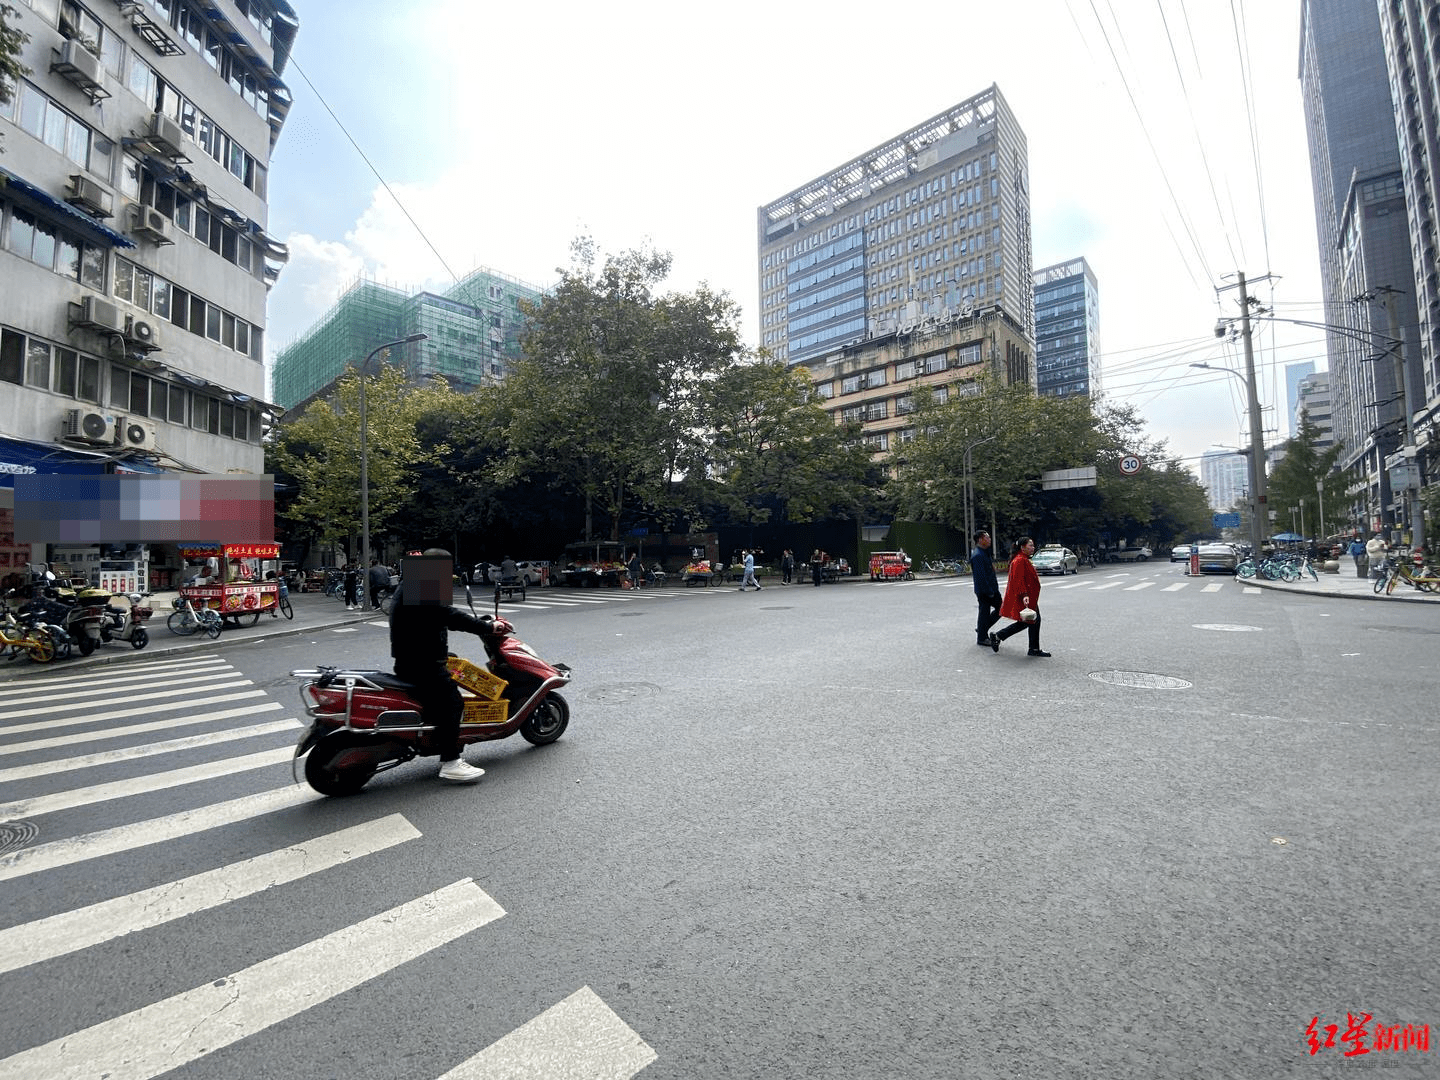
[1125,582,1156,591]
[1162,583,1189,592]
[0,785,319,882]
[0,694,271,738]
[1088,581,1126,590]
[439,986,657,1080]
[0,678,254,721]
[0,746,294,823]
[1243,586,1261,594]
[0,813,420,975]
[0,717,296,784]
[0,879,505,1080]
[0,659,230,701]
[0,702,284,757]
[1202,583,1224,592]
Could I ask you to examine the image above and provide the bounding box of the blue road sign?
[1212,512,1241,528]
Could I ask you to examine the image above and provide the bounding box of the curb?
[1246,576,1440,604]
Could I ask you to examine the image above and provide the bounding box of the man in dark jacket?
[367,559,390,610]
[389,549,488,783]
[970,529,1002,646]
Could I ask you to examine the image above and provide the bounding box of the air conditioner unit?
[128,203,173,244]
[125,318,161,349]
[52,39,104,93]
[63,409,118,445]
[118,417,157,450]
[77,295,125,333]
[148,112,185,158]
[66,174,114,218]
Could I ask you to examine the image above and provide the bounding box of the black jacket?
[388,584,489,667]
[971,545,999,597]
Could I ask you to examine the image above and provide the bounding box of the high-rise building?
[1032,257,1100,398]
[1294,370,1335,451]
[1299,0,1432,540]
[270,265,546,411]
[1284,361,1316,437]
[757,84,1034,369]
[1,0,296,583]
[1199,449,1250,513]
[759,85,1035,466]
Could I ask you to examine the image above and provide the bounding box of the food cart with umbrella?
[177,543,281,627]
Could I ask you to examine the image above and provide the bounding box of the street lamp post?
[359,333,428,576]
[1191,355,1267,555]
[962,434,997,544]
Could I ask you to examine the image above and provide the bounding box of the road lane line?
[0,677,254,721]
[0,746,294,823]
[0,660,230,701]
[0,879,505,1080]
[439,986,657,1080]
[0,785,319,882]
[0,694,270,738]
[0,813,421,974]
[0,716,296,784]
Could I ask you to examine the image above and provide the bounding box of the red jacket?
[999,552,1040,621]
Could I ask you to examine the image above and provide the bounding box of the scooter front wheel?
[131,628,148,650]
[519,693,569,746]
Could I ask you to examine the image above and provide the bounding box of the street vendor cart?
[177,543,281,627]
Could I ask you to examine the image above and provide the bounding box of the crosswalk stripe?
[0,658,229,700]
[1125,582,1156,591]
[439,986,657,1080]
[1051,581,1088,590]
[1089,581,1126,590]
[0,693,270,738]
[1243,586,1261,594]
[0,702,284,757]
[0,813,420,975]
[0,878,505,1080]
[1162,583,1189,592]
[0,716,296,784]
[1203,583,1224,592]
[0,746,293,824]
[0,676,254,721]
[0,785,318,882]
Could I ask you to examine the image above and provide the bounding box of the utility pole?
[1374,287,1424,550]
[1216,272,1270,556]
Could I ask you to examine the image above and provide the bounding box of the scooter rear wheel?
[304,732,386,796]
[519,693,569,746]
[77,634,96,656]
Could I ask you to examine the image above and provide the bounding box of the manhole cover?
[1088,670,1193,689]
[1192,623,1263,632]
[586,683,661,704]
[0,821,39,855]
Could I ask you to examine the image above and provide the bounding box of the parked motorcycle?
[289,594,572,796]
[101,592,153,650]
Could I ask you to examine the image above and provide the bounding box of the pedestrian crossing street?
[0,656,657,1079]
[910,572,1262,595]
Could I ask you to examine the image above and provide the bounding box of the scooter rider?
[389,549,489,783]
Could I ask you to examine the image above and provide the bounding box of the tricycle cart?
[177,543,281,627]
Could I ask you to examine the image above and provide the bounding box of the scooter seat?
[366,672,419,692]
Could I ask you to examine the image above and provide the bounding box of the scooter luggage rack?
[291,667,435,735]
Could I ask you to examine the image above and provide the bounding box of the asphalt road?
[0,567,1434,1078]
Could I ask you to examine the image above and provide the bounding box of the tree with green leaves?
[500,238,743,540]
[1267,410,1343,539]
[703,357,878,531]
[269,366,464,555]
[1,3,30,153]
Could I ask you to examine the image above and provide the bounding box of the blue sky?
[263,0,1331,468]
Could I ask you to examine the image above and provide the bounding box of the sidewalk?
[1242,567,1440,603]
[0,589,378,682]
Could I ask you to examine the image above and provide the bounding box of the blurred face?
[1023,540,1035,555]
[402,556,453,606]
[978,533,991,549]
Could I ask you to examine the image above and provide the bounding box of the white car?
[1108,546,1153,563]
[1032,547,1079,575]
[474,560,550,586]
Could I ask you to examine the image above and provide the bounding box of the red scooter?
[290,597,571,796]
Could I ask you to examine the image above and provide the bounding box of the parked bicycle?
[167,595,223,638]
[1375,556,1440,594]
[268,576,294,620]
[0,598,59,664]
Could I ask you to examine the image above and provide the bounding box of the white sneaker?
[438,758,485,783]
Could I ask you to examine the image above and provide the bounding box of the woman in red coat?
[989,536,1050,657]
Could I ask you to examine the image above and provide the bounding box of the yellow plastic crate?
[462,698,510,725]
[446,656,507,700]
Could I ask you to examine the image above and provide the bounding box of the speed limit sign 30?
[1119,454,1144,475]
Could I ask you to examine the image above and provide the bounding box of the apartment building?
[1,0,296,583]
